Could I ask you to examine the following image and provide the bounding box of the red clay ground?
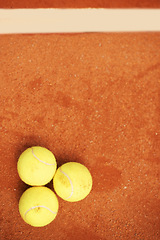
[0,0,160,8]
[0,2,160,240]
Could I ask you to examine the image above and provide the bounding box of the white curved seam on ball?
[60,168,74,199]
[24,205,57,218]
[31,148,55,166]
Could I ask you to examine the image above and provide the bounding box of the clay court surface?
[0,1,160,240]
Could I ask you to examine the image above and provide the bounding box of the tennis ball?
[17,146,57,186]
[19,186,59,227]
[53,162,92,202]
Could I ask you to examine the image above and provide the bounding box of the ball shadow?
[14,134,48,162]
[15,181,30,203]
[55,152,84,168]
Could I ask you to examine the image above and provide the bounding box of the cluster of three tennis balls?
[17,146,93,227]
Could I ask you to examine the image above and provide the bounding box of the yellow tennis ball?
[17,146,57,186]
[19,186,59,227]
[53,162,92,202]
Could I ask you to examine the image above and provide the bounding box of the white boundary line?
[0,9,160,34]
